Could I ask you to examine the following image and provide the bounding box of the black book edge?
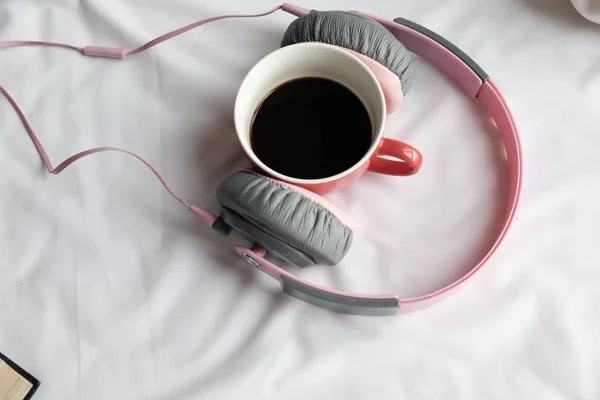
[0,352,41,400]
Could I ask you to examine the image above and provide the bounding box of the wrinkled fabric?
[1,0,600,399]
[217,171,352,265]
[281,10,414,95]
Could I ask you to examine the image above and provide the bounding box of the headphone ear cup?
[216,170,354,266]
[281,10,414,96]
[343,48,405,113]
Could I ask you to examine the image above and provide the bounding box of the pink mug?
[234,42,422,194]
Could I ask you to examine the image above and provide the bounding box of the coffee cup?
[234,42,422,194]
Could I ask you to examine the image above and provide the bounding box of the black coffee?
[250,77,372,180]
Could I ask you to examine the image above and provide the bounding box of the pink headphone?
[0,3,522,316]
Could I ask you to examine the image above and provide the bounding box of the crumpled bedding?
[1,0,599,399]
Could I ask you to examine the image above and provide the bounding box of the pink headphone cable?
[0,5,283,58]
[1,3,523,315]
[0,5,285,227]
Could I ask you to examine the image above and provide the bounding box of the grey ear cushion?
[216,171,353,265]
[281,10,414,95]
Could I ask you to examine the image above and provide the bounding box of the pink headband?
[0,3,522,316]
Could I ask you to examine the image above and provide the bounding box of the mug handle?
[368,138,423,176]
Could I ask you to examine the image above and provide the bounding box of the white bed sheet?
[1,0,599,399]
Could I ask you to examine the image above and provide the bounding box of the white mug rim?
[234,42,386,185]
